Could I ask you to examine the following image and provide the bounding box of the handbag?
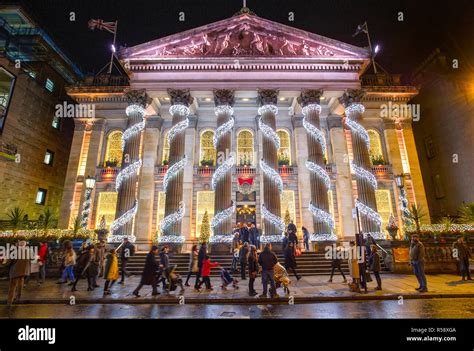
[295,247,302,257]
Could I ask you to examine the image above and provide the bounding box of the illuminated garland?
[355,199,383,227]
[261,203,285,232]
[80,188,92,228]
[169,104,190,117]
[110,201,138,234]
[405,224,474,232]
[211,201,236,235]
[310,233,337,242]
[115,160,142,191]
[257,104,278,116]
[363,232,386,240]
[125,104,146,117]
[122,120,145,151]
[213,116,234,148]
[309,201,335,231]
[260,159,283,193]
[260,235,285,243]
[209,235,235,243]
[163,155,187,191]
[302,104,326,153]
[258,116,280,150]
[211,156,234,190]
[345,118,370,149]
[108,234,137,243]
[167,118,189,145]
[399,188,412,227]
[157,235,186,244]
[160,201,185,234]
[305,160,331,189]
[351,161,377,189]
[214,105,234,117]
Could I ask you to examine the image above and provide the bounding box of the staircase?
[122,252,388,277]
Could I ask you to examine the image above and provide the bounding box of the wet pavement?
[1,298,473,318]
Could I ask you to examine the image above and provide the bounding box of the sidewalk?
[0,274,473,305]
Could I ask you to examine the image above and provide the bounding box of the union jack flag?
[88,19,116,34]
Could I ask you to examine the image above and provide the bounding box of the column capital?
[297,89,324,106]
[257,89,279,106]
[167,88,194,106]
[338,88,366,107]
[125,89,152,108]
[213,89,235,106]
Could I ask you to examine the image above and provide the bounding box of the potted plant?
[162,159,169,166]
[105,158,118,168]
[200,159,214,167]
[385,213,399,240]
[6,207,25,235]
[278,153,290,166]
[370,154,386,166]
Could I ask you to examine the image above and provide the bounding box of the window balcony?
[234,165,257,176]
[194,166,215,177]
[278,165,297,175]
[371,164,393,180]
[155,165,168,177]
[96,167,119,182]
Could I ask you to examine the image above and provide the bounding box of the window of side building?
[0,66,16,134]
[44,149,55,166]
[35,188,47,205]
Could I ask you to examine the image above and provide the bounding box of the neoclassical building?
[59,8,429,249]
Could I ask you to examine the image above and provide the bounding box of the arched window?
[199,130,216,166]
[277,129,291,165]
[368,130,384,165]
[237,129,254,166]
[162,130,170,165]
[104,131,122,167]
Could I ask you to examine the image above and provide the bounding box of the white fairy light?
[213,117,234,148]
[209,235,235,243]
[211,201,236,234]
[80,189,92,228]
[355,199,383,227]
[345,118,370,149]
[260,159,283,193]
[110,201,138,233]
[363,232,386,240]
[125,104,146,117]
[302,116,326,153]
[310,233,337,242]
[160,201,185,234]
[163,155,187,191]
[260,235,285,243]
[212,156,234,190]
[115,160,142,191]
[169,104,190,117]
[258,116,280,150]
[261,203,285,232]
[309,201,335,231]
[344,103,365,116]
[157,235,186,243]
[108,234,137,243]
[301,103,322,116]
[305,160,331,189]
[351,161,377,189]
[257,104,278,116]
[122,120,145,151]
[167,118,189,145]
[214,105,234,116]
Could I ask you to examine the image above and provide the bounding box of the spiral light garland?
[355,199,383,227]
[305,160,331,189]
[302,104,326,153]
[259,159,283,193]
[351,161,377,189]
[115,160,142,191]
[160,201,185,234]
[309,201,335,231]
[211,156,234,190]
[80,189,92,228]
[258,116,280,150]
[163,155,187,192]
[213,116,234,148]
[211,201,235,235]
[261,203,285,232]
[122,120,145,151]
[110,201,138,233]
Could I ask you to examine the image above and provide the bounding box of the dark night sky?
[12,0,474,77]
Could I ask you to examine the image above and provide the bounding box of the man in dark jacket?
[284,242,301,280]
[258,243,278,298]
[249,223,258,246]
[158,246,170,291]
[133,246,160,297]
[239,242,250,280]
[409,234,428,292]
[240,224,250,244]
[287,222,298,250]
[71,245,97,292]
[195,243,207,290]
[452,237,472,280]
[119,238,135,285]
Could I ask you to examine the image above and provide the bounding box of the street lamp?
[395,174,410,240]
[81,176,96,228]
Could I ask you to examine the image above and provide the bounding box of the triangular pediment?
[120,13,369,60]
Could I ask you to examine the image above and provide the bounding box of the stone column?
[339,89,381,235]
[181,115,197,240]
[134,116,163,246]
[111,90,151,241]
[297,90,334,239]
[212,89,235,236]
[257,89,283,236]
[161,89,194,238]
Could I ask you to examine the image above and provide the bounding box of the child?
[273,262,291,295]
[103,249,119,296]
[197,255,220,291]
[166,265,185,294]
[220,267,239,290]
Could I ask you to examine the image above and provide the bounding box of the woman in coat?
[185,245,199,286]
[284,242,301,280]
[133,246,160,297]
[368,244,382,290]
[103,249,119,295]
[247,245,259,296]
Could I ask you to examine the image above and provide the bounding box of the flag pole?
[363,21,377,74]
[108,20,118,74]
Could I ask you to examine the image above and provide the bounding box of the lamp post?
[81,176,96,228]
[395,174,411,239]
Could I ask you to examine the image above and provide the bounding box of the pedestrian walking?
[195,243,207,290]
[239,242,249,280]
[119,237,135,285]
[284,242,301,280]
[185,245,199,286]
[368,244,382,290]
[231,231,241,272]
[258,243,279,298]
[36,241,48,285]
[247,245,258,296]
[57,241,76,285]
[287,222,298,250]
[197,255,220,290]
[452,236,472,281]
[328,245,347,283]
[240,223,250,244]
[7,241,31,305]
[249,223,258,246]
[71,245,97,292]
[95,240,106,278]
[103,249,119,296]
[302,226,310,251]
[133,246,160,297]
[159,246,170,292]
[409,234,428,292]
[282,232,289,251]
[348,241,361,292]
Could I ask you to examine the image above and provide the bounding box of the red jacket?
[201,259,219,277]
[38,243,48,263]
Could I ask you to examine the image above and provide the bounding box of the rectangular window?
[375,189,393,232]
[52,116,61,129]
[45,78,54,93]
[35,188,47,205]
[44,150,54,166]
[0,66,16,134]
[196,191,215,239]
[96,192,118,228]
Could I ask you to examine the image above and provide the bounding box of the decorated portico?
[60,7,429,250]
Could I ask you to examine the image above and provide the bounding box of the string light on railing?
[213,116,234,148]
[261,203,285,232]
[211,201,236,235]
[258,116,280,150]
[211,156,234,190]
[305,160,331,189]
[309,201,335,231]
[260,159,283,193]
[355,199,383,227]
[110,201,138,234]
[116,160,142,191]
[160,201,185,234]
[351,161,377,189]
[163,155,187,191]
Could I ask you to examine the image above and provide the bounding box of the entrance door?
[236,205,256,226]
